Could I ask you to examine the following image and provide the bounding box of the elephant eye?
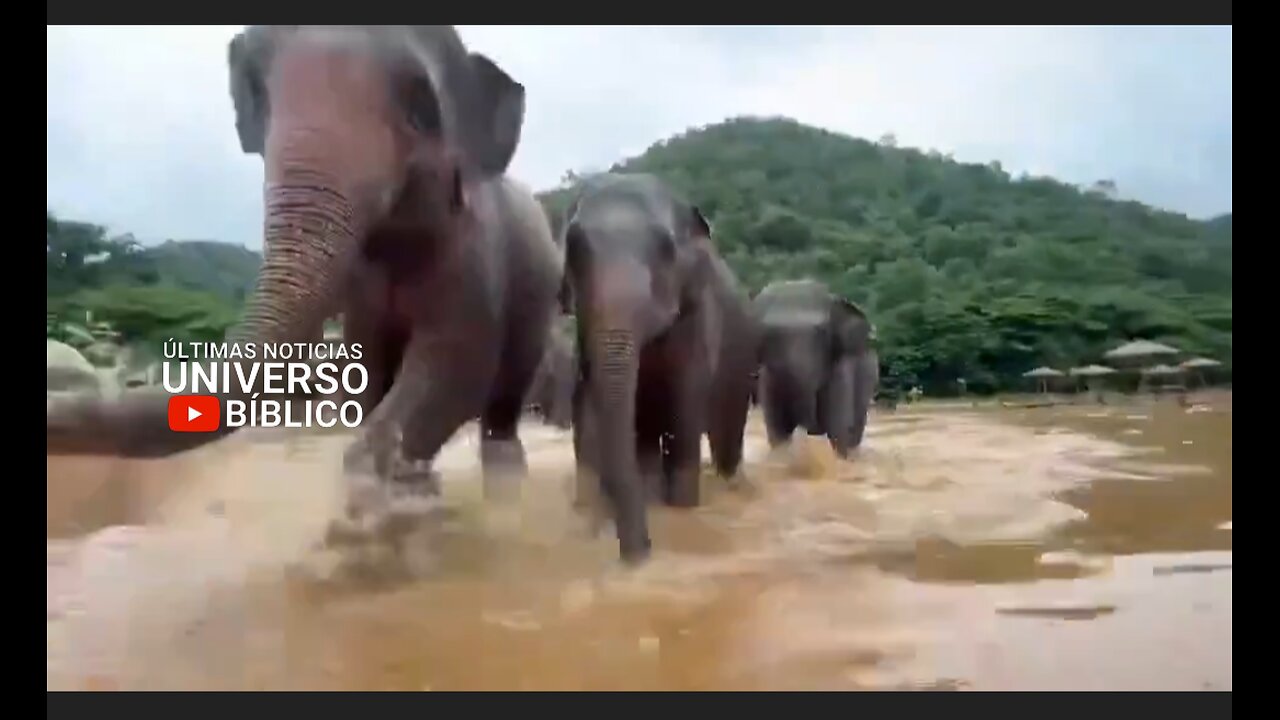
[657,234,676,264]
[405,75,442,134]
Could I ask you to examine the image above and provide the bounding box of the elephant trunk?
[774,347,822,433]
[47,134,364,457]
[587,324,650,562]
[577,260,656,562]
[849,348,879,449]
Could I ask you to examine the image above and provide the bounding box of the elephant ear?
[463,52,525,177]
[830,296,872,356]
[686,204,716,271]
[681,203,717,308]
[227,31,268,156]
[556,192,585,314]
[689,204,714,241]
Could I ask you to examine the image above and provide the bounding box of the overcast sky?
[46,25,1232,250]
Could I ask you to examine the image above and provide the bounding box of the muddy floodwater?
[47,393,1231,690]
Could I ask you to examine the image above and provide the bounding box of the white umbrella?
[1104,339,1180,361]
[1178,357,1222,388]
[1022,366,1063,393]
[1069,364,1117,377]
[1068,364,1118,396]
[1022,366,1064,378]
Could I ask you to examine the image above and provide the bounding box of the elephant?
[751,278,878,459]
[45,26,563,511]
[523,315,576,430]
[559,172,759,564]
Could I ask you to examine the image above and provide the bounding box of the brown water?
[47,392,1232,690]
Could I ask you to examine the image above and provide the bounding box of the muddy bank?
[47,394,1231,690]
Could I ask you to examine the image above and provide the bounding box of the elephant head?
[560,172,717,560]
[753,279,876,455]
[46,25,526,456]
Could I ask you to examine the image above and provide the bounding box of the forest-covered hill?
[46,212,254,346]
[539,117,1232,394]
[47,116,1231,394]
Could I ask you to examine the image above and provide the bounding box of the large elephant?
[752,279,878,458]
[559,172,759,564]
[523,315,576,430]
[45,26,562,506]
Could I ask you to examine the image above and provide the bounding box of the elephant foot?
[572,465,599,509]
[391,458,442,497]
[330,475,456,550]
[666,467,701,508]
[724,468,761,497]
[481,437,527,503]
[765,432,792,451]
[619,536,653,567]
[342,422,400,481]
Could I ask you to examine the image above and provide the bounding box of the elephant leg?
[397,409,442,495]
[706,371,751,481]
[342,333,494,503]
[341,267,399,418]
[571,381,600,510]
[479,396,529,503]
[824,357,856,459]
[637,429,664,504]
[634,394,666,504]
[478,314,555,499]
[664,358,710,509]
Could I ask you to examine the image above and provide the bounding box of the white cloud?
[46,25,1231,250]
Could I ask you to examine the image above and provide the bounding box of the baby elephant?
[752,278,879,458]
[524,316,577,430]
[559,172,759,564]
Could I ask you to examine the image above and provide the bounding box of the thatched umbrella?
[1104,339,1181,363]
[1178,357,1222,388]
[1068,364,1117,394]
[1070,364,1118,377]
[1140,363,1186,392]
[1103,340,1181,392]
[1022,366,1064,393]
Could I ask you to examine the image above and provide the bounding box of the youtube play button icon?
[168,395,221,433]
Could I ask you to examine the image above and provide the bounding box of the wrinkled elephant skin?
[45,26,563,508]
[753,279,878,458]
[559,172,759,564]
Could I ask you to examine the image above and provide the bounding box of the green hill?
[46,116,1232,395]
[539,116,1232,394]
[46,212,260,348]
[145,239,261,303]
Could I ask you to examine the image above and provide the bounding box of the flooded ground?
[47,392,1231,690]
